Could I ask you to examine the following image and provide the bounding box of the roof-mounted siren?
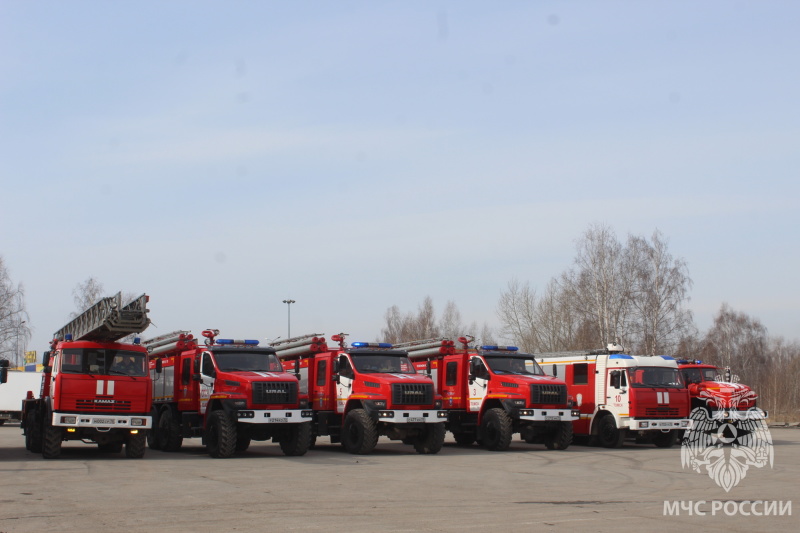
[607,343,625,354]
[479,345,519,352]
[351,342,393,349]
[202,329,220,346]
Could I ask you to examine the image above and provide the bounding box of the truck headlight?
[640,421,649,429]
[61,416,77,424]
[130,418,147,427]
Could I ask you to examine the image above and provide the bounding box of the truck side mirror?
[426,359,432,376]
[331,358,341,382]
[155,358,163,374]
[42,351,51,367]
[0,360,7,384]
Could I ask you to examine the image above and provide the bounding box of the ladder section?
[54,292,151,343]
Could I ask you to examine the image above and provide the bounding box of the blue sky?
[2,1,798,354]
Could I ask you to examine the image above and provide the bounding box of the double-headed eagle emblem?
[680,372,772,492]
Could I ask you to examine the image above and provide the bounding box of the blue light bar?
[351,342,393,349]
[65,334,73,341]
[133,337,141,345]
[609,354,634,359]
[660,355,676,361]
[480,345,519,352]
[216,339,259,346]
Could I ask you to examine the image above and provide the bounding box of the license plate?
[271,418,288,423]
[545,416,561,421]
[407,417,424,423]
[92,418,116,425]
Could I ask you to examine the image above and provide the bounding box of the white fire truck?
[536,345,691,447]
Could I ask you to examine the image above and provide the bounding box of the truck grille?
[252,381,298,405]
[75,399,132,411]
[392,383,433,405]
[645,407,680,417]
[530,384,567,405]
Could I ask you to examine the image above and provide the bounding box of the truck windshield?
[628,367,684,388]
[351,354,416,374]
[485,356,545,376]
[60,348,148,377]
[681,367,718,384]
[212,350,283,372]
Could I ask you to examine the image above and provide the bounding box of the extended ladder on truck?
[54,292,150,342]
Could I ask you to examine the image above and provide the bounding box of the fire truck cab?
[677,359,766,421]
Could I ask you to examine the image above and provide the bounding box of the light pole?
[282,300,295,339]
[16,320,26,368]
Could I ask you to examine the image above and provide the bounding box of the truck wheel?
[280,422,312,456]
[544,421,573,450]
[157,407,183,452]
[597,415,625,448]
[341,409,378,455]
[480,408,513,451]
[653,430,677,448]
[125,432,147,458]
[147,407,161,450]
[42,419,63,459]
[206,410,236,458]
[413,423,446,454]
[25,411,43,453]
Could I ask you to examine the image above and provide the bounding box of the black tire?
[98,440,124,453]
[42,418,63,459]
[25,411,43,453]
[453,431,476,446]
[653,430,677,448]
[280,422,312,456]
[206,410,236,458]
[125,432,147,458]
[544,422,573,450]
[596,415,625,448]
[157,407,183,452]
[147,407,160,450]
[413,423,446,454]
[480,408,513,451]
[341,409,378,455]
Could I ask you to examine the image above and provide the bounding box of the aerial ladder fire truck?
[535,344,691,448]
[20,293,153,459]
[144,329,312,458]
[406,337,579,451]
[275,333,448,455]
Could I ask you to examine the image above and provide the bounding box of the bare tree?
[381,297,493,345]
[627,230,694,355]
[561,224,634,348]
[70,277,105,319]
[0,256,30,366]
[496,278,539,352]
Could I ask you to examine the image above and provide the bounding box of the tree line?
[381,224,799,421]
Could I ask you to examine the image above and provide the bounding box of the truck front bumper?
[51,412,152,429]
[235,408,313,424]
[518,408,581,422]
[629,418,692,431]
[375,409,448,424]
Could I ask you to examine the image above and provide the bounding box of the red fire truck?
[535,345,691,448]
[275,333,448,455]
[406,337,579,451]
[21,293,153,459]
[677,359,766,421]
[144,329,312,458]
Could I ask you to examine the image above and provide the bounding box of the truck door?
[468,356,490,413]
[608,368,628,414]
[199,352,216,415]
[335,355,354,414]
